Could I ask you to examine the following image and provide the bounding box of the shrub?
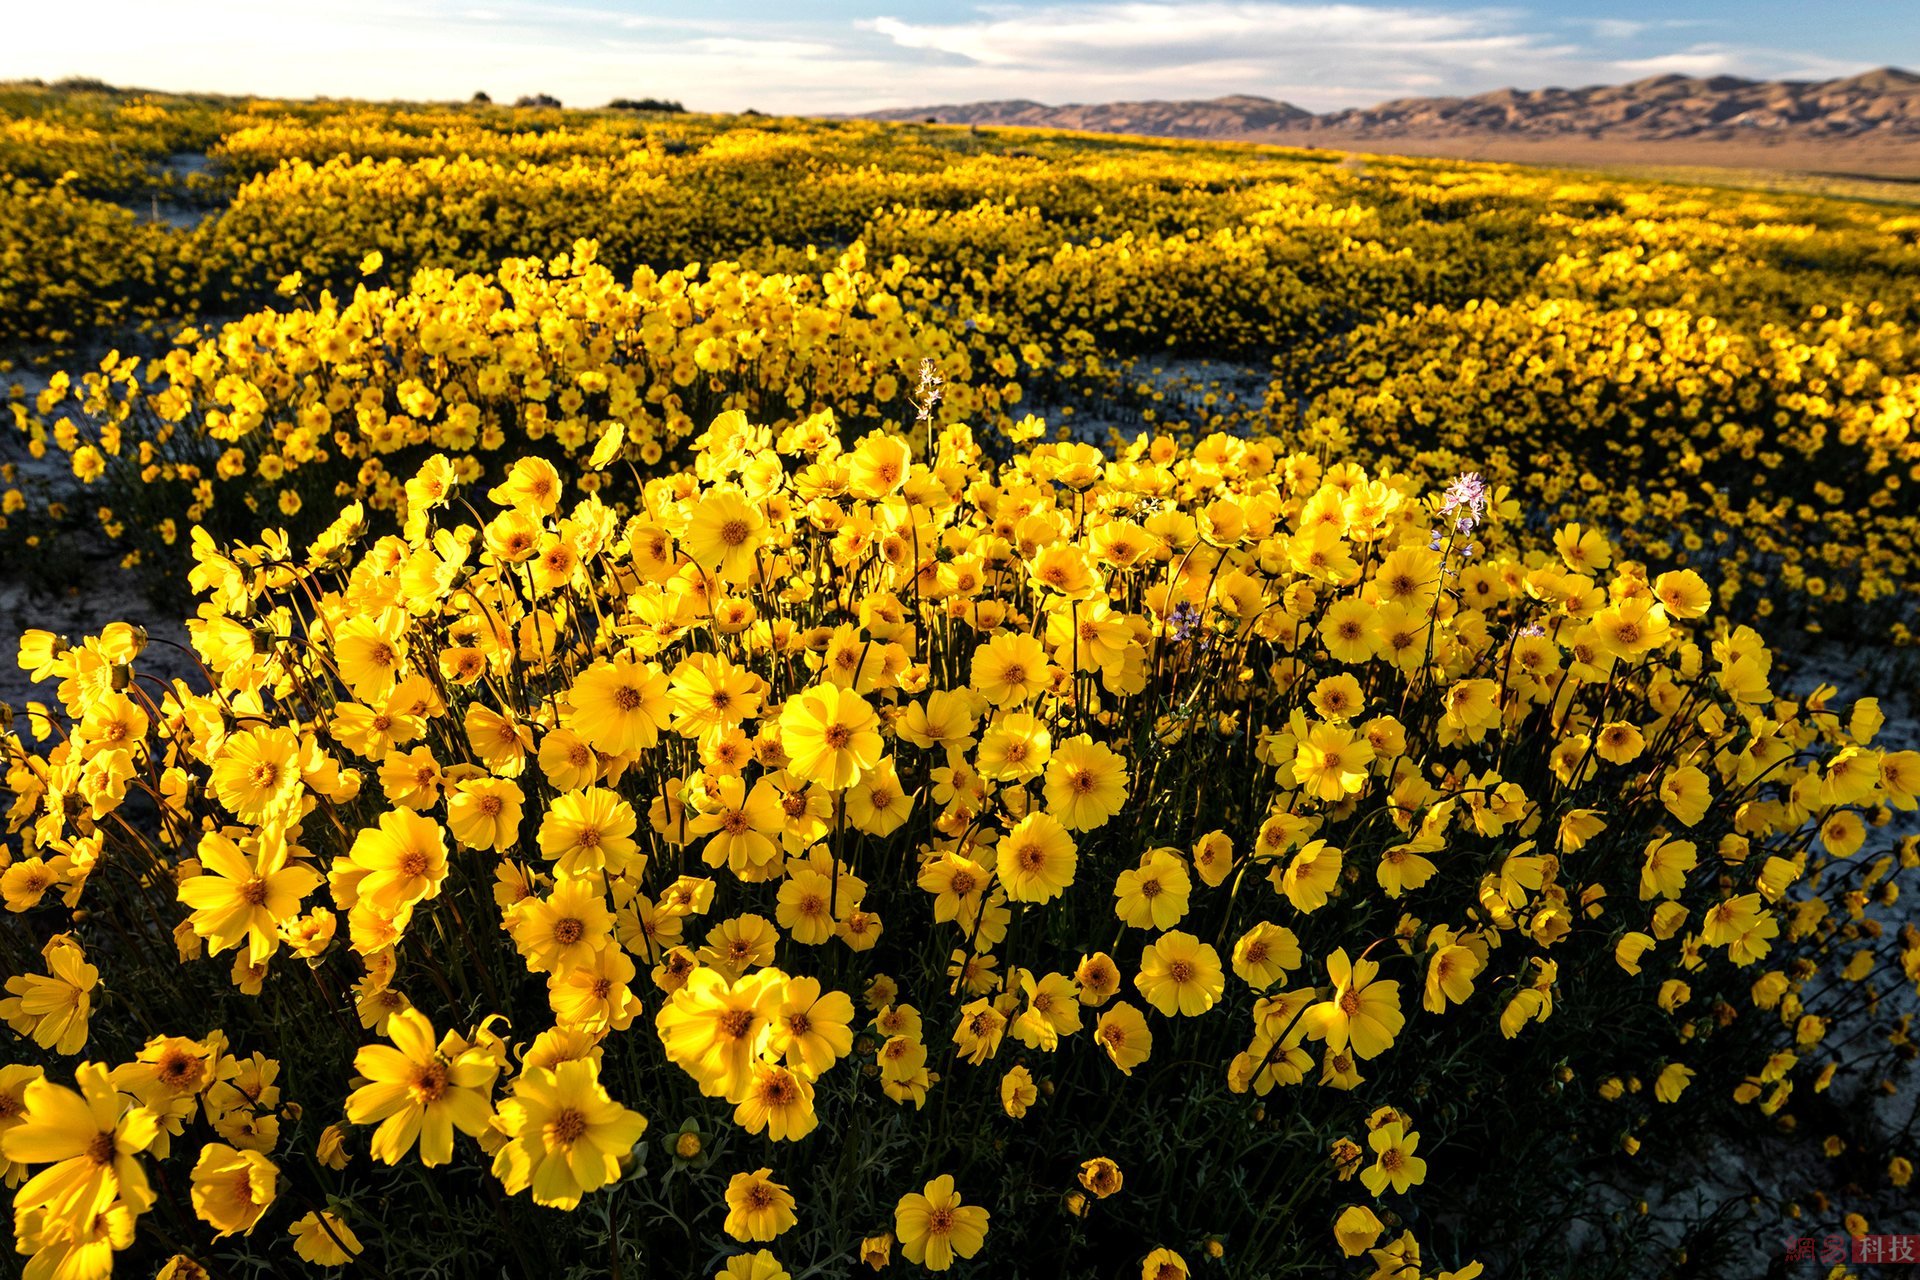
[17,241,1009,586]
[3,411,1915,1278]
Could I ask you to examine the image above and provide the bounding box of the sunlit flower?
[894,1174,989,1270]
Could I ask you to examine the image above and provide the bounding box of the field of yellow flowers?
[2,82,1918,1280]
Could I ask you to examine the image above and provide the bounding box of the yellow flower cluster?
[0,180,179,349]
[209,109,684,175]
[1289,294,1920,638]
[0,85,220,195]
[15,238,1002,562]
[4,85,1919,1276]
[4,402,1914,1275]
[0,117,156,194]
[6,94,1918,641]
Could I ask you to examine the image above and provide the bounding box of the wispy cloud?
[1613,44,1866,81]
[1563,17,1715,42]
[685,38,841,60]
[865,2,1538,69]
[0,0,1891,114]
[1580,18,1650,40]
[850,2,1855,108]
[859,1,1584,98]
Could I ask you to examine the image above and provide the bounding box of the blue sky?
[5,1,1917,113]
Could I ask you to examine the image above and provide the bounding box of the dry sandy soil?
[0,371,196,715]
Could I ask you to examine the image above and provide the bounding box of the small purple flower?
[1441,471,1488,518]
[1428,528,1443,551]
[1169,601,1202,643]
[1436,471,1489,550]
[1519,624,1546,638]
[913,357,946,425]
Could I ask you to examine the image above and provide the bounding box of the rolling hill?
[860,68,1920,177]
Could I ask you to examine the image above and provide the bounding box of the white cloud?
[1611,50,1744,77]
[847,4,1885,110]
[1611,45,1868,83]
[860,2,1576,88]
[0,0,1889,114]
[685,38,842,61]
[852,2,1616,107]
[1583,19,1648,40]
[866,2,1517,68]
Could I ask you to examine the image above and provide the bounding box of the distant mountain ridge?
[861,92,1316,138]
[859,67,1920,148]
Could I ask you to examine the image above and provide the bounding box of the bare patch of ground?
[0,372,196,716]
